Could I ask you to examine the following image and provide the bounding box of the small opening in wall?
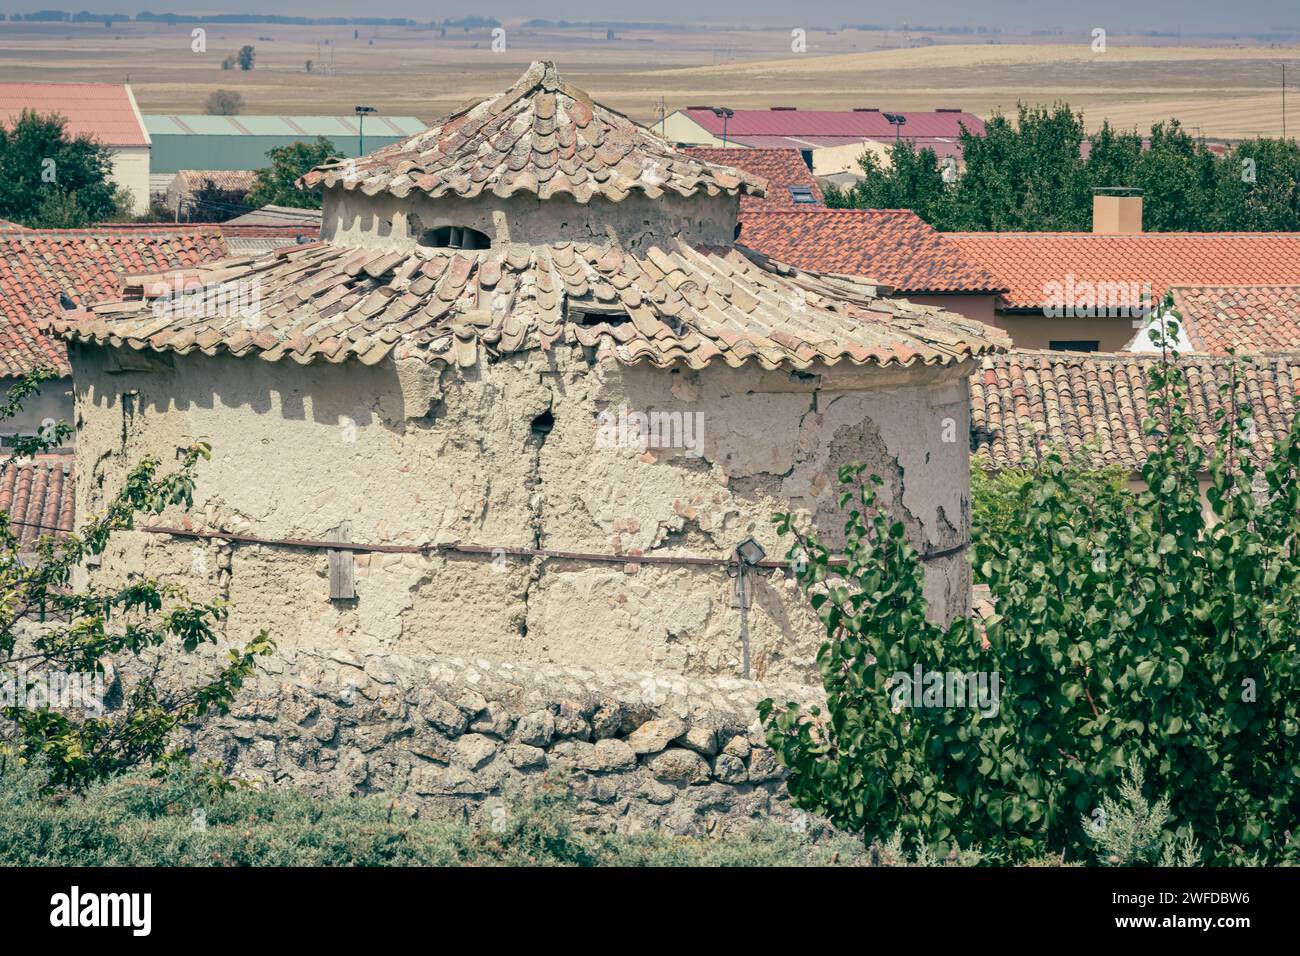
[530,409,555,442]
[419,225,491,250]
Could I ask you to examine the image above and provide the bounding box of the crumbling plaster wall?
[70,340,972,684]
[323,190,740,253]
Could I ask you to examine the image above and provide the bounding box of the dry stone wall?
[178,647,829,836]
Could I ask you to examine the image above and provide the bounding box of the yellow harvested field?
[0,20,1297,140]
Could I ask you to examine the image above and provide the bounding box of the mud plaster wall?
[323,190,741,253]
[70,341,973,685]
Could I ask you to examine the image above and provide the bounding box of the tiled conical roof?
[301,61,766,204]
[48,64,1010,373]
[49,240,1008,370]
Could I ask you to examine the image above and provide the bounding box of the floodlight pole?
[355,105,376,155]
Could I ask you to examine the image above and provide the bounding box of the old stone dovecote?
[54,63,1006,830]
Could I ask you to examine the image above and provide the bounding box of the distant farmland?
[0,19,1295,140]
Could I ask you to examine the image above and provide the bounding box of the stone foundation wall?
[180,647,828,836]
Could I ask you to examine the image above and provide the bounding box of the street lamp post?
[355,105,376,155]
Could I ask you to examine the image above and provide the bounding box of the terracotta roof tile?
[0,456,75,551]
[1171,285,1300,353]
[0,227,230,376]
[971,349,1300,471]
[683,147,822,212]
[949,232,1300,310]
[737,209,1006,294]
[302,62,766,205]
[50,239,1009,373]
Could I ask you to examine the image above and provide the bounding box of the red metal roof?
[0,82,148,147]
[949,232,1300,310]
[736,209,1005,295]
[680,107,985,141]
[683,147,822,212]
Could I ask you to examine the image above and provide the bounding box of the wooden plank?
[328,521,356,600]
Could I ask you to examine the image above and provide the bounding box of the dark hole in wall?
[419,225,491,250]
[530,409,555,443]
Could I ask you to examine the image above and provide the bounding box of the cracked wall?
[70,341,973,685]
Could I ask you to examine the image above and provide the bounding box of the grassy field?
[0,19,1298,139]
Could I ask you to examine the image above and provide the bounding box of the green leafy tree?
[826,142,955,228]
[763,300,1300,863]
[0,370,273,790]
[971,453,1130,558]
[831,102,1300,232]
[246,136,343,210]
[237,45,255,71]
[0,110,127,227]
[1133,120,1217,231]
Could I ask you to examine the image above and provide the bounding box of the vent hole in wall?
[419,225,491,250]
[530,409,555,443]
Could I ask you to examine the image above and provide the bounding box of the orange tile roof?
[51,239,1008,372]
[683,147,822,212]
[0,456,75,551]
[0,227,230,376]
[1171,285,1300,353]
[737,209,1006,294]
[971,349,1300,471]
[0,82,148,147]
[303,61,765,205]
[949,232,1300,311]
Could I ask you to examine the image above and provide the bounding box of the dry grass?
[0,20,1296,139]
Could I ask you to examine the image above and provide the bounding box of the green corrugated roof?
[143,115,426,137]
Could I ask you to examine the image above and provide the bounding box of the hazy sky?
[9,2,1300,34]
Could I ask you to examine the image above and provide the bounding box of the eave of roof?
[49,238,1009,373]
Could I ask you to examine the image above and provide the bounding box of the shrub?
[0,372,273,790]
[762,309,1300,864]
[0,764,886,867]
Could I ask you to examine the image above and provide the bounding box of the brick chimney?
[1092,188,1143,234]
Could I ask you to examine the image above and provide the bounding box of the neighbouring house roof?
[948,232,1300,311]
[54,63,1008,376]
[676,107,985,142]
[0,82,149,147]
[223,205,323,228]
[144,114,426,139]
[0,456,75,551]
[682,147,822,212]
[736,209,1006,295]
[52,239,1008,371]
[302,62,767,205]
[1168,285,1300,353]
[971,349,1300,472]
[1,227,230,377]
[171,169,259,196]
